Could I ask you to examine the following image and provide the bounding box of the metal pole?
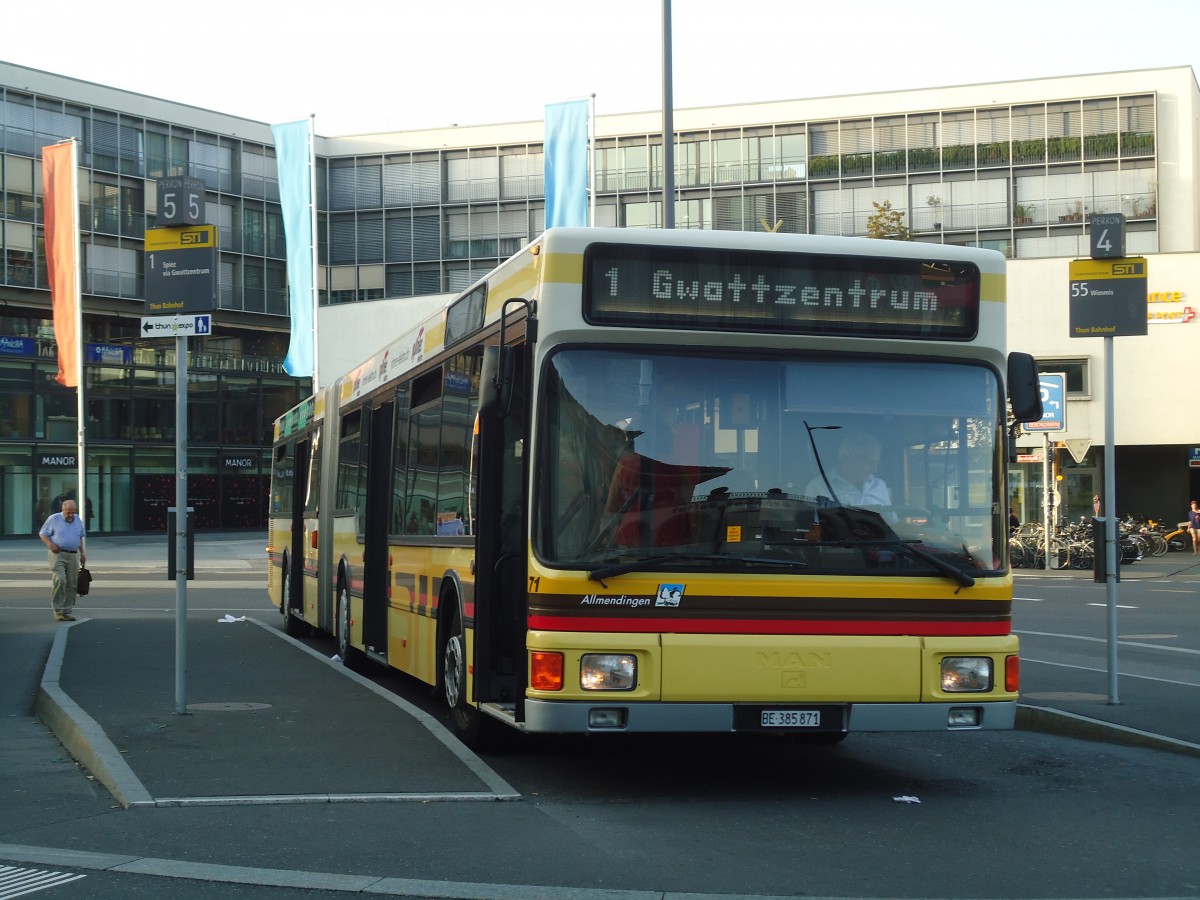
[1042,433,1051,568]
[67,139,87,538]
[1103,335,1119,704]
[589,93,597,227]
[308,115,320,392]
[661,0,675,229]
[175,334,189,714]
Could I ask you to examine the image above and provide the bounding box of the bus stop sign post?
[142,316,209,714]
[175,334,189,714]
[1070,226,1147,705]
[147,190,217,715]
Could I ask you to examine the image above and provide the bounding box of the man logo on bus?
[656,584,685,607]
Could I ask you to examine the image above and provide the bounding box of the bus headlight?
[580,654,636,691]
[941,656,992,692]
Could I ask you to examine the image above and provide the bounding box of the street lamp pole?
[661,0,675,229]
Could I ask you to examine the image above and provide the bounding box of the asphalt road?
[1,540,1198,900]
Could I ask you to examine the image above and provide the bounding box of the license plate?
[760,709,821,728]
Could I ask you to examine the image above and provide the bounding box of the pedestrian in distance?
[38,499,87,621]
[1188,499,1200,556]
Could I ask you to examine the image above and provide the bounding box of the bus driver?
[805,431,891,508]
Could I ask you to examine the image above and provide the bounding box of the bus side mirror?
[479,345,515,418]
[1007,352,1043,423]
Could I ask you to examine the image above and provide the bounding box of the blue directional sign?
[1022,373,1066,432]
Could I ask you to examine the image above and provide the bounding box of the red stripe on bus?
[527,615,1010,636]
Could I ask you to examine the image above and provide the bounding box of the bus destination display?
[585,244,979,339]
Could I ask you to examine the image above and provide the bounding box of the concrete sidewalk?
[37,616,517,809]
[0,531,266,574]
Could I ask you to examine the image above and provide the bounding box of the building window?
[500,152,543,200]
[3,154,37,222]
[4,221,35,287]
[1038,358,1090,398]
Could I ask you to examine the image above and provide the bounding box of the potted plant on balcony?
[1014,204,1033,226]
[926,195,942,230]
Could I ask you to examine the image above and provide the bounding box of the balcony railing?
[804,130,1154,179]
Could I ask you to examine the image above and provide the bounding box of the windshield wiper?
[889,541,975,588]
[815,539,975,588]
[588,553,808,584]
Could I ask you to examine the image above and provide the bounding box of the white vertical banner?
[272,117,318,386]
[544,99,590,229]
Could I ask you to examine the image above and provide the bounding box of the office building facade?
[1,62,1196,537]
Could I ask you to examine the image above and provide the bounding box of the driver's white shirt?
[806,472,891,507]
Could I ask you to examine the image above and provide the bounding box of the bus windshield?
[537,349,1005,578]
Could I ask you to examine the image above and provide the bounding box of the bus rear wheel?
[336,577,363,670]
[281,558,308,637]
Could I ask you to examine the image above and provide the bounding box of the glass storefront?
[1,334,302,537]
[1009,447,1100,531]
[0,446,33,534]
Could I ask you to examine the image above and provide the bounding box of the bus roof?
[274,227,1007,430]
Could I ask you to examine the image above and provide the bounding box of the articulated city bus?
[268,227,1042,746]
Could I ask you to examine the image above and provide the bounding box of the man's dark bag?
[76,566,92,596]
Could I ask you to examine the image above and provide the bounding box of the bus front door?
[472,342,528,714]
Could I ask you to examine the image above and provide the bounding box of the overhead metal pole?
[661,0,675,229]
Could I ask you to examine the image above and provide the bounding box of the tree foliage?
[865,200,911,240]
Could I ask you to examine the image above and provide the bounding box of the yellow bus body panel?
[659,634,921,703]
[524,570,1017,705]
[526,631,1019,705]
[382,544,475,687]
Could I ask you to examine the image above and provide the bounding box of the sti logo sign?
[1022,373,1066,433]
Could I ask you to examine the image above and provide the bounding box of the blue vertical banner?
[271,118,316,379]
[544,99,589,229]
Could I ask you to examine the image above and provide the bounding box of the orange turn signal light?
[530,651,564,691]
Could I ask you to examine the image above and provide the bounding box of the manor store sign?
[1148,290,1196,324]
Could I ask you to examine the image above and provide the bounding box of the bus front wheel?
[441,607,491,748]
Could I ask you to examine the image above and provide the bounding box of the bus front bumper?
[518,699,1016,734]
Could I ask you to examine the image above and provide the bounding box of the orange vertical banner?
[41,140,80,388]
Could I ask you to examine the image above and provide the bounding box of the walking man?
[39,499,87,621]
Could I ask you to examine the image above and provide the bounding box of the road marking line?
[149,792,508,807]
[1017,629,1200,655]
[1020,656,1200,688]
[0,865,86,898]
